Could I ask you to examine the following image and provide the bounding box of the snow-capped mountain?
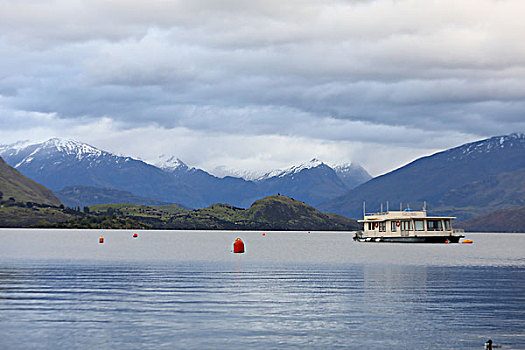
[209,166,265,181]
[2,138,114,170]
[443,132,525,161]
[257,159,326,181]
[254,159,350,205]
[154,155,189,172]
[0,138,202,207]
[321,133,525,220]
[332,162,372,189]
[0,138,371,209]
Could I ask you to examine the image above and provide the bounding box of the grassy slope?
[87,195,360,231]
[1,195,359,230]
[0,206,75,227]
[245,195,357,230]
[0,157,62,206]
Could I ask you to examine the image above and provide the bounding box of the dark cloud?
[0,0,524,174]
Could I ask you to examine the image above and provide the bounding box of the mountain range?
[2,133,524,224]
[320,133,525,221]
[1,131,525,232]
[0,155,359,230]
[0,138,371,209]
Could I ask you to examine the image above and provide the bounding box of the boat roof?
[359,210,456,222]
[358,217,456,222]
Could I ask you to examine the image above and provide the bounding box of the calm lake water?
[0,229,524,349]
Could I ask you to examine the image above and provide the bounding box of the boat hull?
[353,234,464,243]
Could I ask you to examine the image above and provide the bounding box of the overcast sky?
[1,0,524,176]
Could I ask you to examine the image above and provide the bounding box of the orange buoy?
[233,238,245,253]
[133,233,138,238]
[99,236,104,244]
[462,239,473,244]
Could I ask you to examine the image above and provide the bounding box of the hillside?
[55,186,173,208]
[455,206,525,233]
[84,195,360,231]
[244,195,357,230]
[436,168,525,218]
[0,156,62,206]
[1,194,358,230]
[321,133,525,220]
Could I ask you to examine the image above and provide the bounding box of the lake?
[0,229,524,349]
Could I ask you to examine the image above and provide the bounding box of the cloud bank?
[1,0,524,175]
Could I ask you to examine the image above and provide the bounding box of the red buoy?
[233,238,245,253]
[262,233,265,236]
[99,236,104,244]
[133,233,138,238]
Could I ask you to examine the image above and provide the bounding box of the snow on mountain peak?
[258,158,326,180]
[0,140,32,153]
[0,138,114,169]
[465,133,524,153]
[209,166,265,180]
[445,133,525,161]
[332,162,355,172]
[155,155,189,172]
[40,138,104,160]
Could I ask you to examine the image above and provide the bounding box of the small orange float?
[99,236,104,244]
[233,238,245,253]
[462,239,473,244]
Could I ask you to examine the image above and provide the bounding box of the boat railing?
[364,211,390,217]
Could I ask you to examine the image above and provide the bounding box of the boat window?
[391,221,397,232]
[427,220,443,231]
[368,222,373,230]
[379,222,386,232]
[444,220,451,230]
[414,220,424,231]
[400,221,413,231]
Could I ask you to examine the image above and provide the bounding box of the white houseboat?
[354,206,464,243]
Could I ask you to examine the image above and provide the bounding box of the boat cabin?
[358,209,455,238]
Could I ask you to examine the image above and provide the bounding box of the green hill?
[0,206,75,228]
[0,156,62,206]
[456,206,525,232]
[1,191,359,230]
[84,195,359,231]
[244,195,357,230]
